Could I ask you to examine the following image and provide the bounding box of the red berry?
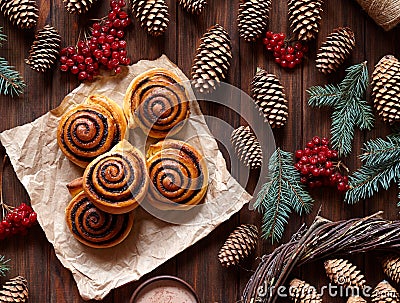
[29,212,37,224]
[78,71,88,81]
[278,33,285,41]
[294,58,302,65]
[306,141,314,148]
[321,137,329,145]
[295,150,303,158]
[269,39,277,46]
[294,42,303,50]
[280,60,288,68]
[295,51,304,59]
[325,161,333,169]
[60,64,68,72]
[115,66,122,74]
[288,61,296,69]
[266,31,273,38]
[286,54,294,62]
[92,29,101,37]
[287,46,294,54]
[108,11,117,20]
[66,59,74,67]
[71,66,79,74]
[263,38,269,45]
[113,19,122,28]
[337,182,347,192]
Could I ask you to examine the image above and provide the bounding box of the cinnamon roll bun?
[123,68,190,138]
[65,191,134,248]
[83,140,149,214]
[146,139,208,210]
[57,95,127,168]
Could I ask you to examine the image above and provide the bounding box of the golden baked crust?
[123,68,190,138]
[57,94,127,168]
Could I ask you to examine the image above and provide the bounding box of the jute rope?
[356,0,400,31]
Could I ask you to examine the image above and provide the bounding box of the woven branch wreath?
[242,212,400,303]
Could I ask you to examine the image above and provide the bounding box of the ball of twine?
[356,0,400,31]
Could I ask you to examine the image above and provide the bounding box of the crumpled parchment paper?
[0,55,252,300]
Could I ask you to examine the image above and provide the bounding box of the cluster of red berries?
[294,137,350,192]
[60,0,131,81]
[0,203,37,240]
[263,32,308,69]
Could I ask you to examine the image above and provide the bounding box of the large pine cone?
[231,126,263,169]
[178,0,206,15]
[63,0,98,14]
[250,67,288,128]
[25,25,61,72]
[371,55,400,124]
[132,0,169,36]
[383,256,400,284]
[324,259,366,289]
[191,24,232,94]
[288,0,323,41]
[372,281,400,303]
[0,276,29,303]
[237,0,271,42]
[0,0,38,29]
[218,224,258,267]
[316,27,355,74]
[289,279,322,303]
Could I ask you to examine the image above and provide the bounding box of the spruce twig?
[0,57,26,97]
[255,148,314,243]
[308,62,374,157]
[0,27,6,47]
[0,255,10,277]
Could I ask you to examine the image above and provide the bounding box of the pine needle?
[0,27,6,47]
[254,148,314,243]
[0,255,10,277]
[0,57,26,97]
[307,62,374,157]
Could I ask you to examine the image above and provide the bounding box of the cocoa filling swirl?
[86,153,147,204]
[70,197,129,245]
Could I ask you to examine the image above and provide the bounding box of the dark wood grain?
[0,0,399,302]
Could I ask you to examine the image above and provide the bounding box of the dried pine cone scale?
[288,0,323,41]
[251,67,288,128]
[231,126,263,169]
[191,24,232,94]
[0,0,38,29]
[316,27,355,74]
[178,0,206,15]
[132,0,169,36]
[383,256,400,284]
[218,224,258,267]
[324,259,366,289]
[63,0,99,14]
[371,55,400,124]
[0,276,29,303]
[238,0,271,42]
[25,25,61,72]
[372,280,400,303]
[289,279,322,303]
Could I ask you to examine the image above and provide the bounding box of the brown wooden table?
[0,0,399,302]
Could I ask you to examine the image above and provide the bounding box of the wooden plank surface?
[0,0,399,302]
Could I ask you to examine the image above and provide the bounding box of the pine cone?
[289,279,322,303]
[191,24,232,94]
[237,0,271,42]
[178,0,206,15]
[250,67,288,128]
[231,126,263,169]
[0,276,29,302]
[383,256,400,284]
[347,296,367,303]
[371,55,400,124]
[63,0,98,14]
[132,0,169,37]
[315,27,355,74]
[0,0,38,30]
[324,259,366,289]
[218,224,258,267]
[25,25,61,73]
[288,0,323,41]
[372,281,400,303]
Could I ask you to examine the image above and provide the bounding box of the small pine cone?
[191,24,232,94]
[371,55,400,124]
[324,259,366,289]
[289,279,322,303]
[288,0,323,42]
[177,0,206,15]
[132,0,169,37]
[218,224,258,267]
[231,126,263,169]
[63,0,98,14]
[237,0,271,42]
[250,67,288,128]
[347,296,367,303]
[0,0,38,30]
[383,256,400,284]
[372,281,400,303]
[316,27,355,74]
[0,276,29,302]
[25,25,61,73]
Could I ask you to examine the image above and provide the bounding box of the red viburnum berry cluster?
[0,203,37,240]
[294,136,350,192]
[60,0,131,81]
[263,31,308,69]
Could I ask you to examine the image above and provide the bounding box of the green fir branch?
[307,62,374,157]
[0,57,25,97]
[360,136,400,166]
[254,148,314,243]
[0,255,10,277]
[0,27,6,47]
